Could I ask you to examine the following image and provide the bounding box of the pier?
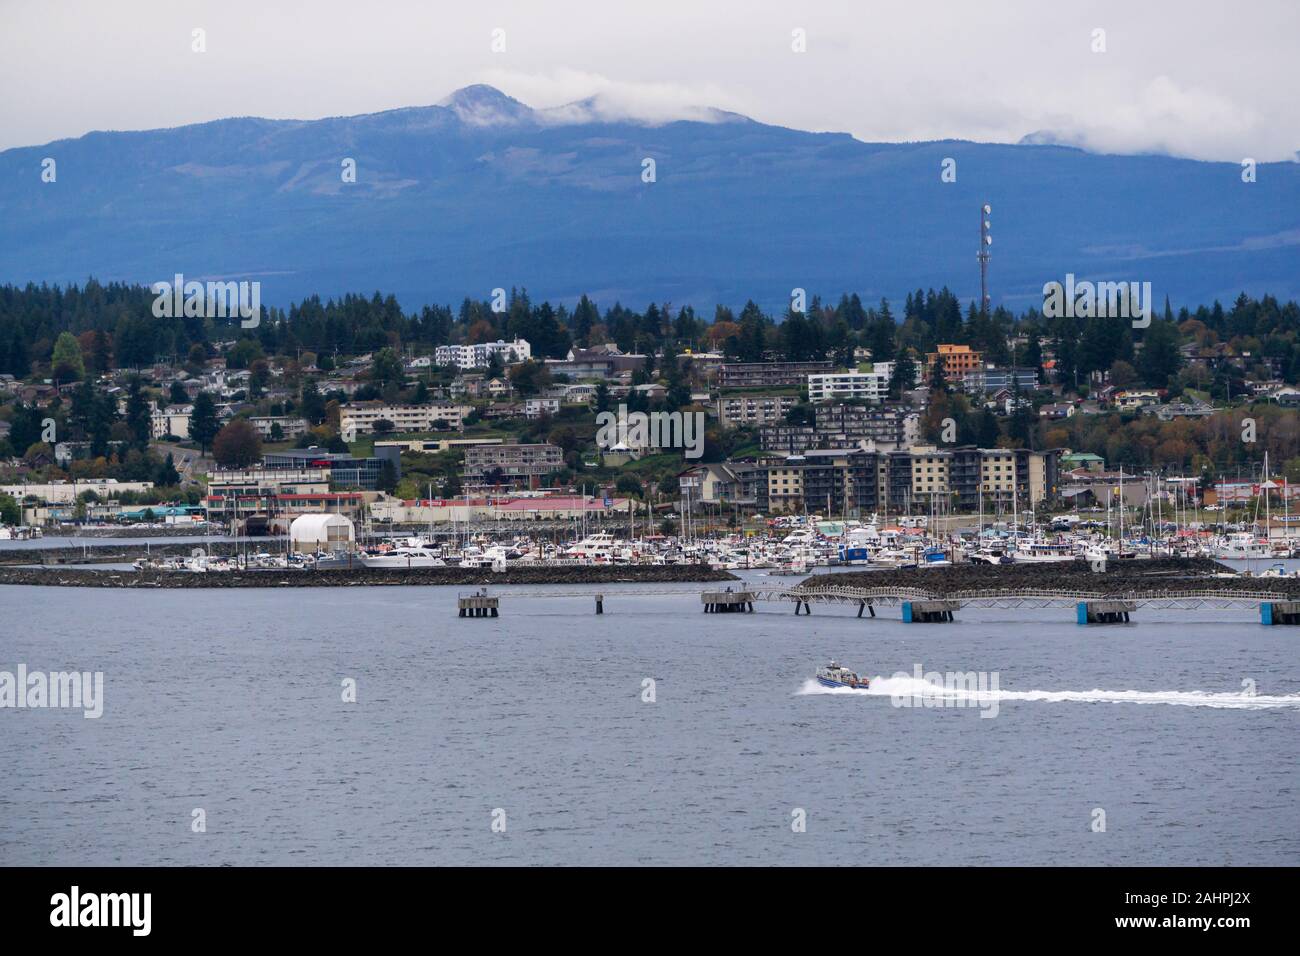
[457,591,499,618]
[701,588,755,613]
[447,582,1300,625]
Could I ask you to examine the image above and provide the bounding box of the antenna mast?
[978,203,992,313]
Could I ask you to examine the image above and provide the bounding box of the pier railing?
[465,581,1294,610]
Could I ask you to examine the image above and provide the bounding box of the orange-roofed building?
[926,344,983,383]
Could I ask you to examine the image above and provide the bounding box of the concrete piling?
[701,590,756,613]
[1076,601,1135,625]
[901,600,958,623]
[1260,601,1300,625]
[458,593,499,619]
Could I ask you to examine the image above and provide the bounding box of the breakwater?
[801,558,1300,598]
[0,564,738,588]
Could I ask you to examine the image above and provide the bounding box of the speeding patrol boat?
[816,661,870,690]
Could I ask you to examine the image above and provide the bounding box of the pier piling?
[901,600,958,623]
[1076,601,1135,625]
[1260,601,1300,625]
[701,589,756,613]
[457,593,499,619]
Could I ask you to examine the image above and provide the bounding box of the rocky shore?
[0,564,738,588]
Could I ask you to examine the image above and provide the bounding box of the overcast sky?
[1,0,1296,161]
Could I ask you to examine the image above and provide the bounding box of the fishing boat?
[816,661,870,690]
[1213,532,1269,560]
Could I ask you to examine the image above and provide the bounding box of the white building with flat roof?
[340,403,472,435]
[435,338,531,370]
[807,365,895,404]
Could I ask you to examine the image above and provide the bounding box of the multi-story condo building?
[249,416,309,440]
[434,338,531,369]
[717,361,833,389]
[462,443,564,489]
[766,459,807,513]
[813,404,921,446]
[760,424,819,454]
[962,366,1039,394]
[807,366,894,404]
[717,393,798,427]
[151,404,193,439]
[762,444,1060,515]
[926,344,983,384]
[339,403,472,435]
[759,404,920,453]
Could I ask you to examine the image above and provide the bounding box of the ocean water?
[1,572,1297,866]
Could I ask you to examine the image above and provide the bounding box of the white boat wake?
[796,677,1300,710]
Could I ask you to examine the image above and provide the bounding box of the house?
[524,398,560,420]
[1060,452,1105,474]
[1038,402,1075,420]
[1147,400,1216,421]
[1113,389,1161,410]
[632,383,667,402]
[563,383,598,404]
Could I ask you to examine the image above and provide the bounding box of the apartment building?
[806,366,894,404]
[717,393,797,427]
[759,404,920,453]
[926,344,983,384]
[249,416,309,440]
[434,338,531,369]
[151,404,193,439]
[814,404,920,446]
[339,403,472,435]
[963,366,1039,394]
[762,445,1060,515]
[462,443,564,488]
[717,361,833,389]
[766,459,806,513]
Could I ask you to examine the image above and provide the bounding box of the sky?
[1,0,1297,162]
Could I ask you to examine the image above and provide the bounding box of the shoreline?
[0,564,740,588]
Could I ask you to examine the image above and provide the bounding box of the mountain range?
[2,84,1297,313]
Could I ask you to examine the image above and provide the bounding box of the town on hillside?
[2,282,1299,564]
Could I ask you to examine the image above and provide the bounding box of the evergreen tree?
[190,392,219,453]
[125,376,150,449]
[888,350,918,399]
[156,453,181,486]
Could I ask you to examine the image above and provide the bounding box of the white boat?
[816,661,870,690]
[1010,538,1076,563]
[1213,532,1269,560]
[358,547,446,568]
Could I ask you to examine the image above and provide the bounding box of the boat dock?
[452,582,1300,625]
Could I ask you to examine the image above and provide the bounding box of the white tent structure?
[289,513,355,553]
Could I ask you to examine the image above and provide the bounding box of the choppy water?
[1,572,1297,865]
